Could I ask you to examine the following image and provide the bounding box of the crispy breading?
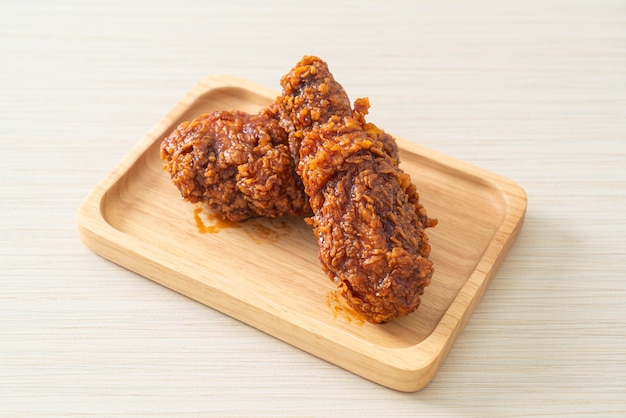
[161,55,436,323]
[278,56,436,323]
[160,105,309,221]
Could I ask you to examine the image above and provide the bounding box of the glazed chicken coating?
[276,55,353,165]
[352,97,399,167]
[160,105,309,221]
[277,56,399,169]
[161,94,396,222]
[161,54,435,323]
[278,56,437,323]
[300,117,436,323]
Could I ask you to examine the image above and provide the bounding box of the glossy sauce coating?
[161,55,436,324]
[278,56,437,323]
[160,105,309,221]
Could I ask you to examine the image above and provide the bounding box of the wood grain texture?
[1,0,625,415]
[76,75,526,392]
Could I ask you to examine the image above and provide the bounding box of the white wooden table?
[1,0,625,416]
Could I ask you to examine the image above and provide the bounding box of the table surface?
[2,0,625,416]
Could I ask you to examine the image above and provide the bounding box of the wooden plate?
[77,75,527,392]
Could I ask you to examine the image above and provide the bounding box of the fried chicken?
[160,104,309,221]
[278,56,437,323]
[161,55,436,323]
[161,79,397,222]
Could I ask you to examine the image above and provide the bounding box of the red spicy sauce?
[193,207,240,234]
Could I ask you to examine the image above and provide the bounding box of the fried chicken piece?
[300,117,436,323]
[278,56,437,323]
[160,105,309,221]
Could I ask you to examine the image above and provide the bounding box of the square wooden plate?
[77,75,527,392]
